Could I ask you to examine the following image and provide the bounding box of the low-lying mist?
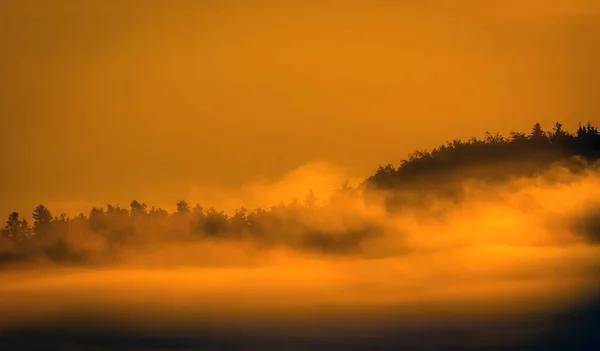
[2,160,600,350]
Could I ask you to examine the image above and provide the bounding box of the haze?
[2,163,600,350]
[2,1,600,350]
[1,0,599,217]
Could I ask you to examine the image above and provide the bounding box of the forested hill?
[365,122,600,190]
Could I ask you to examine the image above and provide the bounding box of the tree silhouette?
[32,204,52,237]
[19,218,31,238]
[1,121,600,266]
[530,122,546,140]
[130,200,147,216]
[2,212,25,239]
[176,200,189,214]
[89,207,106,232]
[203,207,229,235]
[367,121,600,191]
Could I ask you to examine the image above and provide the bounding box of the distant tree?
[528,122,549,148]
[530,122,546,139]
[379,164,396,173]
[230,207,249,234]
[577,122,599,137]
[89,207,105,232]
[191,204,206,234]
[50,213,69,238]
[32,204,52,236]
[3,212,23,238]
[552,122,565,137]
[192,203,204,216]
[550,121,573,149]
[130,200,147,216]
[149,206,168,217]
[509,131,528,143]
[484,131,507,144]
[116,205,129,216]
[19,218,31,238]
[246,207,268,234]
[176,200,189,214]
[408,150,430,161]
[204,207,228,235]
[55,213,68,223]
[467,137,481,145]
[587,122,599,137]
[575,122,600,153]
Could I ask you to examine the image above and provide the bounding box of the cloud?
[187,161,358,213]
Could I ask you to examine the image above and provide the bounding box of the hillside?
[366,122,600,189]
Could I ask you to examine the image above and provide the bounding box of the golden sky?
[1,0,599,218]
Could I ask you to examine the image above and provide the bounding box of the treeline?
[366,122,600,189]
[1,121,599,265]
[0,190,375,265]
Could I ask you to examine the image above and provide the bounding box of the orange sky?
[1,0,599,218]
